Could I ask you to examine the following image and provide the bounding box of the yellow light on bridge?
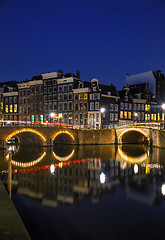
[5,128,46,143]
[52,130,75,141]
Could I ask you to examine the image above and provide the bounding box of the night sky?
[0,0,165,90]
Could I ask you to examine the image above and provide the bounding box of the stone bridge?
[0,125,165,148]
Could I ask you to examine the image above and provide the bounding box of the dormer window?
[78,82,83,88]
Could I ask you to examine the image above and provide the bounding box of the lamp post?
[50,112,55,125]
[100,108,105,129]
[162,104,165,129]
[134,112,138,125]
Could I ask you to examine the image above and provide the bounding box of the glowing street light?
[100,108,105,113]
[100,108,105,129]
[50,164,55,174]
[161,184,165,195]
[100,172,106,184]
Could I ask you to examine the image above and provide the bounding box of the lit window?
[124,111,127,119]
[120,111,123,118]
[128,112,131,119]
[14,104,17,113]
[10,105,13,112]
[5,105,8,113]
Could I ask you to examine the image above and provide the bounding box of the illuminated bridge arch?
[52,149,75,161]
[117,127,149,144]
[5,128,46,145]
[52,130,75,143]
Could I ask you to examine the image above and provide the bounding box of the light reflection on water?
[1,144,165,240]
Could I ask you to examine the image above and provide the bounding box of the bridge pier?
[43,138,53,147]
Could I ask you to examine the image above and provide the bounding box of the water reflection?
[1,144,165,207]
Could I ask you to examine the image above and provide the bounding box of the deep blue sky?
[0,0,165,90]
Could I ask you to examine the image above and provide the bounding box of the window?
[14,96,17,103]
[68,102,73,111]
[75,103,78,111]
[124,103,128,110]
[124,111,127,119]
[9,97,12,104]
[75,114,78,124]
[90,102,94,110]
[48,80,52,86]
[19,98,22,104]
[68,84,72,91]
[53,80,57,85]
[125,96,128,101]
[63,93,67,100]
[138,104,140,110]
[115,104,118,111]
[10,104,12,112]
[134,104,137,110]
[84,103,87,110]
[63,102,67,111]
[58,102,62,111]
[19,91,22,96]
[110,104,114,111]
[44,80,47,86]
[93,93,97,100]
[5,105,8,113]
[79,103,83,110]
[128,112,131,119]
[96,113,99,122]
[110,113,114,121]
[53,86,57,93]
[75,94,78,100]
[14,104,17,113]
[90,94,92,100]
[53,103,57,111]
[23,98,26,104]
[129,103,132,110]
[48,95,52,101]
[95,102,99,110]
[44,88,47,94]
[31,87,34,93]
[35,86,38,92]
[115,113,118,121]
[53,94,57,101]
[63,85,67,92]
[68,93,72,100]
[19,106,22,113]
[23,106,26,113]
[141,104,144,111]
[49,103,52,111]
[80,114,83,124]
[44,95,48,101]
[79,94,83,100]
[48,87,52,93]
[84,114,88,125]
[120,102,124,109]
[58,94,62,101]
[58,85,62,92]
[27,106,30,113]
[120,111,123,118]
[84,93,88,100]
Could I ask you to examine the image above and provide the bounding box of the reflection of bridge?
[0,125,165,148]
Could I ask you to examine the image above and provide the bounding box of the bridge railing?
[0,120,164,130]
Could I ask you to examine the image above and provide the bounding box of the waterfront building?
[73,82,89,127]
[3,91,19,124]
[17,77,43,124]
[42,71,80,125]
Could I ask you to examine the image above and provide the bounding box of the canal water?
[1,144,165,240]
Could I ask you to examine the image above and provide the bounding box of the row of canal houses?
[1,70,165,128]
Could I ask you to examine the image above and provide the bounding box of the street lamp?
[162,104,165,129]
[134,112,138,125]
[100,108,105,129]
[50,112,55,124]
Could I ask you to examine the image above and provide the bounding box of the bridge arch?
[52,149,75,161]
[117,127,150,144]
[5,128,46,145]
[52,130,75,144]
